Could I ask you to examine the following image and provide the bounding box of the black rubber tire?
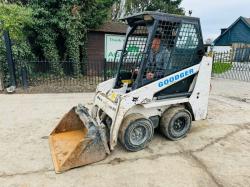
[119,114,154,152]
[160,107,192,140]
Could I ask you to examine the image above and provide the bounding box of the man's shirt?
[147,46,171,78]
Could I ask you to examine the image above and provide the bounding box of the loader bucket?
[49,105,110,173]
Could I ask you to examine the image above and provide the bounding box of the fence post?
[21,62,29,89]
[0,70,3,91]
[3,30,16,87]
[104,58,107,81]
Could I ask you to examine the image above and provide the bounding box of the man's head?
[151,38,161,52]
[146,71,154,80]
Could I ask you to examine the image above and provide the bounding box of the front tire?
[119,114,154,152]
[160,107,192,140]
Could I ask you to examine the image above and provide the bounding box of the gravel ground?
[0,78,250,187]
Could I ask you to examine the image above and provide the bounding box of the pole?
[3,30,16,87]
[104,58,107,81]
[0,70,3,91]
[21,62,28,89]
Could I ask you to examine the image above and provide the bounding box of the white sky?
[181,0,250,41]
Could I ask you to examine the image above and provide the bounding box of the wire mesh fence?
[6,57,119,93]
[212,47,250,82]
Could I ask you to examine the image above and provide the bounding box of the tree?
[27,0,115,75]
[112,0,184,20]
[0,0,28,4]
[0,3,33,41]
[143,0,184,14]
[0,3,34,62]
[0,3,34,86]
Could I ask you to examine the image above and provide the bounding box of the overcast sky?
[181,0,250,41]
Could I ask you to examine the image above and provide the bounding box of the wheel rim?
[129,122,148,146]
[173,117,186,132]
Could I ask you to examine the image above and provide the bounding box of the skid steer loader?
[49,11,212,173]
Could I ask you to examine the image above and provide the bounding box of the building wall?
[86,32,105,76]
[86,31,126,76]
[232,43,250,48]
[230,21,250,44]
[87,32,105,61]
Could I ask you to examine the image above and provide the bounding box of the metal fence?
[1,47,250,93]
[212,47,250,82]
[1,58,119,93]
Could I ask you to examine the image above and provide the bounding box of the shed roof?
[244,17,250,26]
[89,21,127,34]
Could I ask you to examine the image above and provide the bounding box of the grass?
[212,62,233,74]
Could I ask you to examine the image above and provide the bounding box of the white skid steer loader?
[49,11,212,173]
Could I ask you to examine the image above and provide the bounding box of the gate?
[212,47,250,82]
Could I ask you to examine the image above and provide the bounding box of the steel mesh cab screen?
[140,21,200,87]
[169,23,200,73]
[121,25,149,73]
[142,21,179,82]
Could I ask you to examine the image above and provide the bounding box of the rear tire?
[160,107,192,140]
[119,114,154,152]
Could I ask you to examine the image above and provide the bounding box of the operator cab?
[113,11,204,96]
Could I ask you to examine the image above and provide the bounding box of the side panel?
[189,56,212,120]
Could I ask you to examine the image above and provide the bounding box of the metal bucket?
[49,105,109,173]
